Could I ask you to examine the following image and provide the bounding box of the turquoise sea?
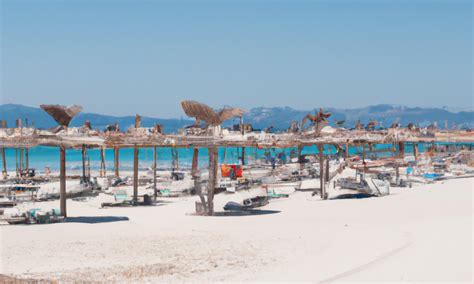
[1,142,471,173]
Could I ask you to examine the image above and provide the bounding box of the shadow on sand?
[66,216,130,224]
[330,193,374,200]
[212,210,281,217]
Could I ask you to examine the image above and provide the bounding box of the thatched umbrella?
[181,100,244,127]
[181,100,244,215]
[40,104,82,127]
[39,104,83,217]
[301,108,332,133]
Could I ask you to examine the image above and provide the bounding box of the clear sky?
[1,0,472,118]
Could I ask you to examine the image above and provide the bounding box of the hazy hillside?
[0,104,193,133]
[1,104,472,133]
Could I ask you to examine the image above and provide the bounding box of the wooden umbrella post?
[413,142,419,161]
[207,146,218,215]
[100,147,106,177]
[133,146,139,205]
[153,146,158,201]
[19,148,24,175]
[15,148,18,177]
[317,144,326,199]
[81,144,87,182]
[1,120,7,179]
[345,142,349,160]
[298,145,304,171]
[59,145,67,217]
[114,147,120,177]
[25,147,29,170]
[1,147,6,179]
[398,142,405,159]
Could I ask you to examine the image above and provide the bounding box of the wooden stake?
[325,156,330,182]
[298,145,304,171]
[81,145,87,182]
[19,148,24,174]
[133,146,139,205]
[25,148,29,170]
[207,146,218,215]
[100,147,106,177]
[15,148,18,177]
[17,120,23,176]
[60,146,67,217]
[345,142,349,160]
[1,120,6,179]
[413,142,419,161]
[398,142,405,158]
[1,148,6,179]
[395,166,400,185]
[193,148,207,212]
[114,147,120,177]
[317,144,325,199]
[153,146,157,201]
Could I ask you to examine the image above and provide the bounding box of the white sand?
[0,173,472,282]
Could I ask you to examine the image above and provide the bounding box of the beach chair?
[101,189,131,207]
[114,189,129,202]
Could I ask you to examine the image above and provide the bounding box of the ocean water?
[0,142,471,173]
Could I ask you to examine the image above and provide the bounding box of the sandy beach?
[1,171,471,282]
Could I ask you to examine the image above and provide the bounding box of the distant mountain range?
[0,104,472,133]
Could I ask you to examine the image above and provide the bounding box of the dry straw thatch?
[181,100,244,126]
[40,104,83,127]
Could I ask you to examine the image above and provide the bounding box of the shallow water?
[0,142,470,172]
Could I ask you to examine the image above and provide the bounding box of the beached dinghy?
[224,196,269,211]
[335,176,389,197]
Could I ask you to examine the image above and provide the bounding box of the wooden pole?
[100,147,106,177]
[153,146,157,201]
[413,142,419,161]
[192,147,207,212]
[398,142,405,158]
[298,145,304,171]
[15,148,18,177]
[114,147,120,177]
[395,166,400,185]
[325,156,330,182]
[321,157,327,199]
[87,156,91,180]
[175,148,179,170]
[133,147,139,205]
[132,115,141,205]
[1,120,7,179]
[81,144,87,182]
[60,146,67,217]
[19,148,24,174]
[16,119,22,176]
[345,142,349,160]
[207,146,218,215]
[317,144,326,199]
[240,116,245,165]
[1,148,6,179]
[25,148,29,170]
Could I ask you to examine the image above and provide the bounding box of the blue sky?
[1,0,472,118]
